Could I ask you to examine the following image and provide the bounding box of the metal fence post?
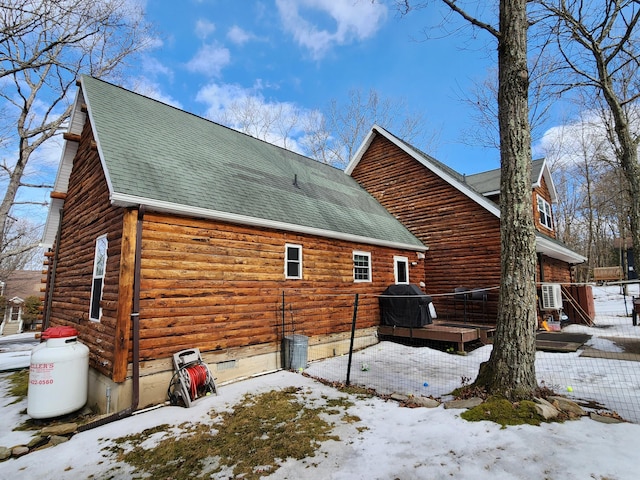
[346,293,359,385]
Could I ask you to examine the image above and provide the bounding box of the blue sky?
[137,0,502,175]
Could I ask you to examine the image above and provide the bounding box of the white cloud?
[195,82,253,120]
[195,19,216,40]
[227,25,254,46]
[535,103,640,169]
[275,0,388,59]
[195,81,323,154]
[140,56,173,79]
[186,43,231,77]
[534,111,613,168]
[131,78,183,109]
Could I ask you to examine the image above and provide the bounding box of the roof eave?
[533,159,558,204]
[111,193,429,252]
[536,234,586,264]
[347,125,501,218]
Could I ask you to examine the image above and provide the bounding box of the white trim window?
[394,256,409,284]
[537,196,553,230]
[353,251,372,282]
[89,235,108,321]
[285,243,302,279]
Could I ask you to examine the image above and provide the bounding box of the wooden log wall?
[538,254,573,284]
[45,118,127,379]
[137,212,425,361]
[351,135,502,320]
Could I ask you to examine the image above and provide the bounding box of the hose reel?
[168,348,217,407]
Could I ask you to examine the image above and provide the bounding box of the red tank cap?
[42,326,79,339]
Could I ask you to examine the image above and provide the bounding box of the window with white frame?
[353,251,372,282]
[394,256,409,284]
[537,196,553,230]
[89,235,108,321]
[285,244,302,279]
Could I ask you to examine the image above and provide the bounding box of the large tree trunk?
[474,0,538,400]
[600,84,640,283]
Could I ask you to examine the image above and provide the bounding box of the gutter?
[78,205,144,431]
[110,193,428,253]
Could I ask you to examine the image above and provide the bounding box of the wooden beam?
[63,132,81,142]
[50,191,67,200]
[113,208,138,383]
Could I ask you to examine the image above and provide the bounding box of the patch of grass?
[305,374,377,399]
[461,396,546,428]
[5,369,29,404]
[104,386,352,479]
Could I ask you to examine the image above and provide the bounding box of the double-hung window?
[537,196,553,230]
[353,251,372,282]
[89,235,108,321]
[285,244,302,279]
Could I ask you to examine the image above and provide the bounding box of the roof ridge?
[372,125,466,182]
[81,75,344,174]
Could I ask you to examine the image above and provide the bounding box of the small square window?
[285,244,302,279]
[353,251,371,282]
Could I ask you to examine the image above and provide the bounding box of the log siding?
[45,119,127,378]
[351,135,502,319]
[137,212,425,361]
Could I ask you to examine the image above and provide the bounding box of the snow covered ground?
[1,285,640,479]
[306,283,640,423]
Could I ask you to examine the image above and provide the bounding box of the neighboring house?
[41,77,427,412]
[346,125,586,322]
[0,270,42,336]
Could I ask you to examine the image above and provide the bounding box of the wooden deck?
[378,321,496,352]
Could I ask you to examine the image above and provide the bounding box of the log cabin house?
[0,270,42,336]
[346,125,587,326]
[41,77,428,412]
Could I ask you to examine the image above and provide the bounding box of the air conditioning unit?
[541,284,563,310]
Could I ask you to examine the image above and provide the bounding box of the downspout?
[79,205,144,431]
[537,252,545,283]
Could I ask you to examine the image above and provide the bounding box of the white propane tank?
[27,326,89,419]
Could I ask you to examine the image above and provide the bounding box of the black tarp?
[379,284,433,327]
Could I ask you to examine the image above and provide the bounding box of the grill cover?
[379,284,433,327]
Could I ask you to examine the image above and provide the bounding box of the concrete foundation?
[86,328,379,414]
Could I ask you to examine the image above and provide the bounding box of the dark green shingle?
[82,76,424,249]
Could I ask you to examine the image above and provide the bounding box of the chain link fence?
[292,285,640,423]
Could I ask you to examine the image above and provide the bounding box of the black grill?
[379,284,433,328]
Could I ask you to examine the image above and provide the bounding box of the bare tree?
[459,53,557,150]
[0,0,152,268]
[320,88,436,168]
[219,95,312,152]
[536,0,640,280]
[217,86,436,169]
[0,217,42,276]
[541,114,619,280]
[400,0,538,399]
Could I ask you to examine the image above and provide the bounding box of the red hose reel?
[169,348,217,408]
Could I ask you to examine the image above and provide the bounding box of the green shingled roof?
[464,159,545,195]
[81,76,424,250]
